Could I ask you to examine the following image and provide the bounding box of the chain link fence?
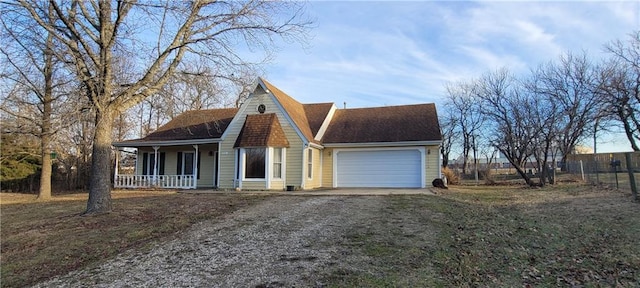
[566,152,639,199]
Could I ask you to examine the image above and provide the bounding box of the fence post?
[579,160,584,181]
[624,152,638,201]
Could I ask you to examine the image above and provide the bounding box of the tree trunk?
[38,136,52,201]
[621,115,640,151]
[84,110,114,215]
[37,20,54,201]
[513,164,534,186]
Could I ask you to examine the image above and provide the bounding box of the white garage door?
[335,149,422,188]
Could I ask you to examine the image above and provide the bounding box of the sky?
[258,1,639,153]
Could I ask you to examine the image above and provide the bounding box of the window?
[307,149,313,179]
[184,152,194,175]
[142,152,165,175]
[245,148,265,179]
[273,148,282,179]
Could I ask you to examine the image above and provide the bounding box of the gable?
[321,104,442,144]
[260,79,319,144]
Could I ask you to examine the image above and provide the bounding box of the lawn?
[325,184,639,287]
[1,185,638,287]
[0,190,270,288]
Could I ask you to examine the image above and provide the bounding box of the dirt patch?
[0,191,268,288]
[9,184,640,287]
[33,196,413,287]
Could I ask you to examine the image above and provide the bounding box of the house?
[112,78,442,190]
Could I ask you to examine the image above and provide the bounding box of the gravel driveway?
[36,196,397,287]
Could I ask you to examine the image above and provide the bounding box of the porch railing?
[114,175,196,189]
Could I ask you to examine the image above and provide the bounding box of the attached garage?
[334,148,424,188]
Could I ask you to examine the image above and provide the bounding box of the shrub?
[480,168,496,185]
[442,167,460,185]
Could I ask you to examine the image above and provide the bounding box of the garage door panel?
[335,149,422,188]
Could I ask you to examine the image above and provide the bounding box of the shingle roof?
[260,78,320,143]
[131,108,238,141]
[321,104,442,143]
[113,79,442,147]
[303,103,334,136]
[234,113,290,148]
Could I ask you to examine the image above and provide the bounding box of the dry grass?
[0,190,270,288]
[2,185,638,287]
[325,184,639,287]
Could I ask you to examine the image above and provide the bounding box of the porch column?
[153,146,159,186]
[114,148,119,187]
[193,145,199,188]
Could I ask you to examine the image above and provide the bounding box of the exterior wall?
[134,144,218,188]
[320,144,441,188]
[321,148,334,188]
[304,147,323,189]
[425,145,441,182]
[218,88,305,190]
[241,181,266,190]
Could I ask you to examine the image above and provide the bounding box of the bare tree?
[476,68,537,186]
[438,111,458,168]
[8,0,311,215]
[599,31,640,151]
[0,3,77,199]
[444,80,485,175]
[529,52,601,169]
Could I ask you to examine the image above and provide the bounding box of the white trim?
[113,138,221,147]
[324,140,441,148]
[332,146,426,188]
[437,145,442,179]
[325,141,441,148]
[214,151,219,188]
[314,104,337,141]
[193,145,199,188]
[234,149,240,189]
[300,144,306,189]
[114,149,120,185]
[282,148,287,189]
[266,147,271,189]
[319,148,323,187]
[134,148,139,175]
[309,142,324,149]
[152,146,159,183]
[271,147,284,181]
[307,148,313,180]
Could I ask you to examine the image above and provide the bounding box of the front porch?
[113,141,220,190]
[114,174,196,189]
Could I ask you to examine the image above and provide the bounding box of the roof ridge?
[338,103,435,111]
[260,78,317,143]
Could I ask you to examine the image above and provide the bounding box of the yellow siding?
[304,147,323,188]
[321,148,334,188]
[425,145,440,183]
[270,180,285,190]
[219,90,305,189]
